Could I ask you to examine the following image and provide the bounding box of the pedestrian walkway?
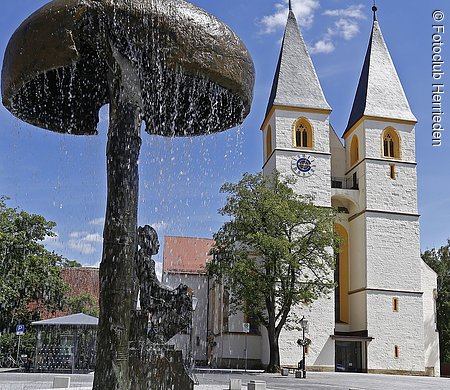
[0,370,448,390]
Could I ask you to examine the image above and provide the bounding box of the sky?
[0,0,449,267]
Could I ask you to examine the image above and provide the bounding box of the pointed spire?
[372,1,378,21]
[289,0,292,12]
[344,10,416,135]
[264,8,330,119]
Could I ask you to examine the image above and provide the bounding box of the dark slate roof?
[31,313,98,326]
[265,10,330,119]
[344,20,416,135]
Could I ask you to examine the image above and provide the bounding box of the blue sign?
[16,324,25,336]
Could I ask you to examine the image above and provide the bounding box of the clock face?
[291,154,315,177]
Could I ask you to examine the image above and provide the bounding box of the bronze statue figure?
[134,225,192,344]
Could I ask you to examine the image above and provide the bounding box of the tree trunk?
[265,313,280,373]
[93,47,142,390]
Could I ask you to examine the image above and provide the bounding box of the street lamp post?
[190,296,199,369]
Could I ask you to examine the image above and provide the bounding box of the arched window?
[266,126,272,160]
[292,118,313,148]
[382,127,400,159]
[350,135,359,166]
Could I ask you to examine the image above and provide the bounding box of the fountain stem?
[93,45,142,390]
[2,1,255,387]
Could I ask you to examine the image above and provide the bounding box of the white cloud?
[69,231,101,241]
[259,0,320,34]
[323,4,366,20]
[68,231,102,255]
[88,217,105,226]
[310,39,335,54]
[69,231,84,239]
[309,4,365,54]
[42,231,64,249]
[83,233,102,242]
[42,231,59,242]
[335,18,360,40]
[257,1,365,55]
[68,239,96,255]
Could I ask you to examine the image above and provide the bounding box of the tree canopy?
[0,197,69,333]
[422,240,450,362]
[208,172,337,372]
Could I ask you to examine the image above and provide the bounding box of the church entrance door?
[335,341,366,373]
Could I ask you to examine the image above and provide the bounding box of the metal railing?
[331,175,359,190]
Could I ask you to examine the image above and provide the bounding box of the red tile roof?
[61,267,99,302]
[36,267,100,320]
[163,236,214,274]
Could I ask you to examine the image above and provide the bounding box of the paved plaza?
[0,369,448,390]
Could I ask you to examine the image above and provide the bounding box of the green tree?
[422,240,450,362]
[0,331,36,359]
[65,292,99,317]
[62,259,82,268]
[208,172,337,372]
[0,197,68,333]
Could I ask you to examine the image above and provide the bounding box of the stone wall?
[366,290,424,372]
[277,296,335,369]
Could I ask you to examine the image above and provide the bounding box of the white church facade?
[260,4,440,375]
[164,5,440,377]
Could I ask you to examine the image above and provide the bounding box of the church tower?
[261,3,332,208]
[260,3,335,370]
[336,4,439,374]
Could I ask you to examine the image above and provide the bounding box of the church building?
[163,4,440,376]
[260,2,440,375]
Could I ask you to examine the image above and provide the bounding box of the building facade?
[162,236,214,366]
[163,235,264,369]
[259,5,440,376]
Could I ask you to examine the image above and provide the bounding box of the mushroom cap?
[1,0,255,136]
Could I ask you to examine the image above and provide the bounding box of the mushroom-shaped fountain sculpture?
[2,0,254,388]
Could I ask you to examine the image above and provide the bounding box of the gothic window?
[350,135,359,166]
[292,118,313,148]
[266,126,273,160]
[382,128,400,159]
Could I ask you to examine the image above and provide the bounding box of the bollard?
[247,380,266,390]
[53,376,70,388]
[229,378,242,390]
